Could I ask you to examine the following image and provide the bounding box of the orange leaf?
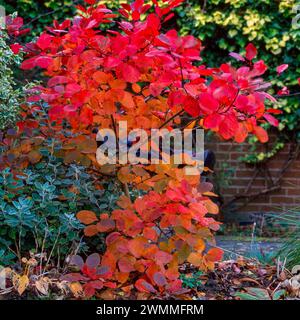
[205,248,223,262]
[132,83,141,93]
[119,91,135,109]
[109,79,127,90]
[128,237,148,258]
[204,200,219,214]
[143,227,158,242]
[253,126,268,143]
[77,210,98,225]
[187,252,203,267]
[84,225,99,237]
[117,195,133,210]
[27,150,42,164]
[92,71,110,84]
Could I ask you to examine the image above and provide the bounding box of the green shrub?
[0,26,25,130]
[0,139,121,266]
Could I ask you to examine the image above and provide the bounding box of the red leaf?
[83,283,96,298]
[245,43,257,61]
[263,113,279,127]
[219,115,239,140]
[203,113,222,129]
[253,60,267,75]
[61,273,88,282]
[276,64,288,74]
[20,57,36,70]
[149,82,168,97]
[167,279,189,295]
[135,279,157,293]
[106,232,121,246]
[266,108,282,115]
[128,237,148,258]
[104,57,121,68]
[35,56,52,68]
[119,63,140,83]
[205,248,223,262]
[89,280,104,290]
[36,33,52,50]
[10,43,22,54]
[198,93,219,115]
[48,76,70,87]
[132,11,140,20]
[183,96,201,117]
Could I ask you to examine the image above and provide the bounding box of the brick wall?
[205,136,300,221]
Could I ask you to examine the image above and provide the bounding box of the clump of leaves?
[180,271,203,289]
[62,253,116,298]
[75,179,223,298]
[0,141,120,266]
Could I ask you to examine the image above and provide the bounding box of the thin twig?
[43,228,61,274]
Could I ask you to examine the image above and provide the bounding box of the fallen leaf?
[35,277,49,295]
[13,274,29,296]
[69,282,84,298]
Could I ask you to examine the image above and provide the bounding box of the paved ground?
[215,237,284,261]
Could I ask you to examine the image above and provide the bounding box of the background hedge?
[1,0,299,139]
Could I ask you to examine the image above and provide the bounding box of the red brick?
[205,140,300,216]
[270,196,294,204]
[287,189,300,196]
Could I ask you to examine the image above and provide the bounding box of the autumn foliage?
[74,178,222,297]
[4,0,284,299]
[19,0,280,142]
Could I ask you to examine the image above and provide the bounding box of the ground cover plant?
[0,0,299,300]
